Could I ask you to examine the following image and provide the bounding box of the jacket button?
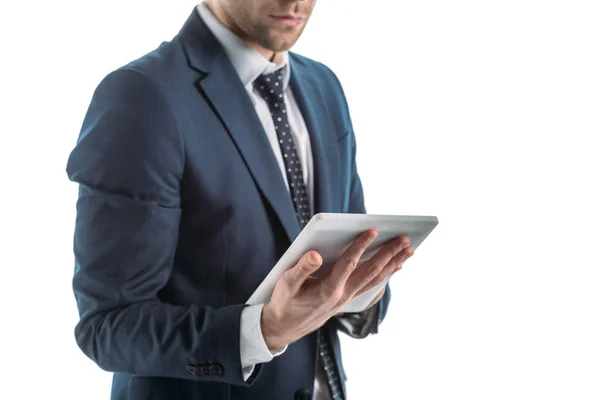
[200,365,211,375]
[210,364,223,376]
[294,389,312,400]
[185,365,197,376]
[193,366,204,375]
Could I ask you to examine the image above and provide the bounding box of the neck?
[205,0,283,64]
[251,45,283,64]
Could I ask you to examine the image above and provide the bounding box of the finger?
[326,229,378,285]
[358,246,413,297]
[354,236,409,277]
[284,251,323,292]
[353,246,413,297]
[345,237,410,294]
[387,245,413,270]
[397,234,411,247]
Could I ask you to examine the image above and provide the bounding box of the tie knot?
[254,71,284,105]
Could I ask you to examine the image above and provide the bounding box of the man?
[66,1,414,399]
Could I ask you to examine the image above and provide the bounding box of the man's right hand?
[261,230,413,351]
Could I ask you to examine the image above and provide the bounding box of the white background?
[1,0,599,399]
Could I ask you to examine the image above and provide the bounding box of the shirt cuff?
[334,302,380,338]
[240,304,288,381]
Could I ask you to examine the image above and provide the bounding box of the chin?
[267,35,300,52]
[270,44,294,52]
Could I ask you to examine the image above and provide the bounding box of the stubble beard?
[253,24,303,53]
[231,8,306,53]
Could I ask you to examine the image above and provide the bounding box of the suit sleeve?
[66,68,261,385]
[335,128,392,337]
[323,64,392,335]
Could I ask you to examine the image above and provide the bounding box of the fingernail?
[309,252,320,265]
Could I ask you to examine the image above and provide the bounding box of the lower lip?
[271,16,303,27]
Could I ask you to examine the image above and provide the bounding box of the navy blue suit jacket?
[67,9,391,400]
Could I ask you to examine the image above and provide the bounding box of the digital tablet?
[247,213,439,313]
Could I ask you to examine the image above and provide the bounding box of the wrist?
[260,303,288,353]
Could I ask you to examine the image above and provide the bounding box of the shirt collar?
[196,2,291,90]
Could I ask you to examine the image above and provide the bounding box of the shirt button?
[294,389,312,400]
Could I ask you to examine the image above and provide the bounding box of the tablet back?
[247,213,438,312]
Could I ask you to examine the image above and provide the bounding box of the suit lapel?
[198,65,302,242]
[179,10,301,243]
[177,9,341,243]
[289,58,341,214]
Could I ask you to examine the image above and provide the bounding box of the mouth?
[270,15,304,28]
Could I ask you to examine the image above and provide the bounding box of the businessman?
[67,1,414,399]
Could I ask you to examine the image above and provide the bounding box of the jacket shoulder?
[87,38,190,98]
[289,52,352,127]
[289,52,344,92]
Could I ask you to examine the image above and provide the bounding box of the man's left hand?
[362,248,413,311]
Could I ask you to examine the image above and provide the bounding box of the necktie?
[254,70,345,400]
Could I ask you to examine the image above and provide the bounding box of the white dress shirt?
[196,3,332,399]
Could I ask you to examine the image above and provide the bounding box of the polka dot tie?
[254,71,345,400]
[254,71,312,228]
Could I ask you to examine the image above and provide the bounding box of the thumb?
[287,251,322,290]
